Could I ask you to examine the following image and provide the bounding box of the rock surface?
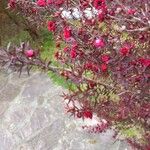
[0,71,132,150]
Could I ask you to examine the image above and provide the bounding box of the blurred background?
[0,0,34,46]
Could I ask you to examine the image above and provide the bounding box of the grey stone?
[0,71,132,150]
[0,83,21,102]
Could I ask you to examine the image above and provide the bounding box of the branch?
[126,27,150,32]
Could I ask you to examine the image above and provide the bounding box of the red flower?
[47,21,56,32]
[85,62,99,72]
[37,0,47,7]
[138,58,150,67]
[63,27,72,39]
[47,0,64,5]
[80,0,90,8]
[101,54,110,63]
[101,64,107,72]
[89,81,96,88]
[93,0,106,10]
[25,50,35,58]
[47,0,53,4]
[120,45,131,56]
[94,38,105,48]
[98,11,105,22]
[83,111,93,119]
[63,47,69,52]
[70,48,77,59]
[31,8,37,14]
[8,0,16,9]
[92,65,99,72]
[85,62,93,70]
[55,0,64,5]
[135,75,142,82]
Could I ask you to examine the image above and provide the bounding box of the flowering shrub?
[4,0,150,149]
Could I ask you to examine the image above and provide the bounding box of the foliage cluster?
[2,0,150,149]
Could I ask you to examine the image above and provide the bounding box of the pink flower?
[37,0,47,7]
[63,27,72,39]
[127,9,136,15]
[101,54,110,63]
[25,50,35,58]
[47,21,56,32]
[70,48,77,59]
[94,38,105,48]
[101,64,107,72]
